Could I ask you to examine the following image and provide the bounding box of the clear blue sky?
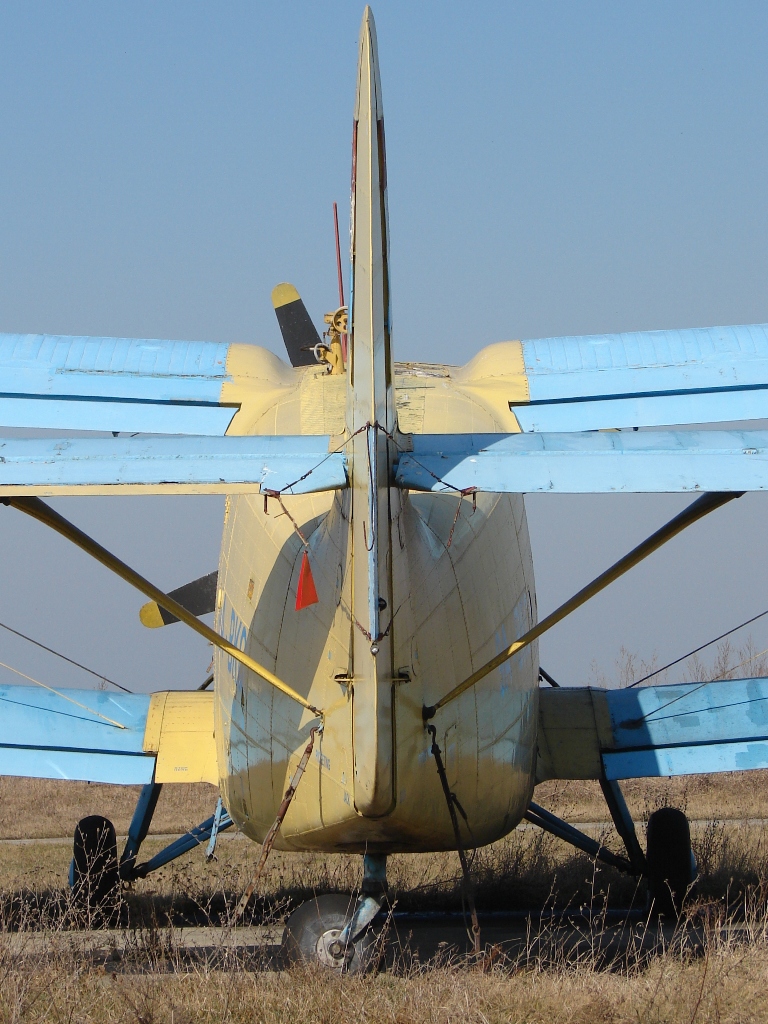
[0,1,767,692]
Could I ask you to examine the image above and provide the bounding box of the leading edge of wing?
[0,435,346,496]
[396,429,768,494]
[489,324,768,431]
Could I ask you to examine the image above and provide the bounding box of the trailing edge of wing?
[396,429,768,494]
[0,686,217,785]
[0,435,346,495]
[459,324,768,431]
[0,334,298,435]
[537,678,768,782]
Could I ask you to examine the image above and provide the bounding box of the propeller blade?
[271,283,322,367]
[140,571,218,628]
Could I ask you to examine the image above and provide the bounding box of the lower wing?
[397,430,768,494]
[537,678,768,782]
[0,685,218,785]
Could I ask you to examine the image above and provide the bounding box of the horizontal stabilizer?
[512,324,768,431]
[0,686,217,785]
[0,435,346,495]
[537,678,768,783]
[397,429,768,494]
[140,570,218,628]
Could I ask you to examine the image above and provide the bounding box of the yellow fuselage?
[213,345,539,853]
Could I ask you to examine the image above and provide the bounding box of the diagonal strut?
[423,490,741,719]
[5,496,322,717]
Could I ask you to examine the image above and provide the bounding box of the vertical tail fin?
[347,7,397,817]
[348,5,395,434]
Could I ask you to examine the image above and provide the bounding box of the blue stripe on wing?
[0,685,154,784]
[0,334,236,434]
[514,324,768,430]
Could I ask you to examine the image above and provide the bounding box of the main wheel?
[646,807,695,918]
[71,815,120,924]
[281,894,380,973]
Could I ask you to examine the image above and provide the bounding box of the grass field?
[3,773,768,1021]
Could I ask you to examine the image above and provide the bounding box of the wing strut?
[423,490,741,720]
[4,497,321,718]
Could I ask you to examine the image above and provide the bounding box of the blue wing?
[0,435,345,495]
[0,685,216,785]
[0,333,243,434]
[537,678,768,782]
[397,429,768,494]
[507,324,768,431]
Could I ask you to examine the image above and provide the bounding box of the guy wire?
[0,619,132,693]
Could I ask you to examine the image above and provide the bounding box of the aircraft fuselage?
[213,357,539,853]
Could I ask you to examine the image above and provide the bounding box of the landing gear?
[646,807,696,917]
[68,786,234,927]
[70,815,120,922]
[528,784,696,920]
[281,853,388,972]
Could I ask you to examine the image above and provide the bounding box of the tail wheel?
[646,807,695,917]
[281,894,380,973]
[71,815,120,923]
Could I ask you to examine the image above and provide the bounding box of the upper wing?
[0,685,217,784]
[396,429,768,494]
[457,324,768,432]
[0,333,349,495]
[0,333,294,435]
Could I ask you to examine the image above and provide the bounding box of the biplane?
[2,6,768,968]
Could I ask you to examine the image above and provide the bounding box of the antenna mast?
[333,202,347,361]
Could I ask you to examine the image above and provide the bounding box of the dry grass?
[2,775,768,1019]
[2,772,768,922]
[0,778,216,841]
[2,906,768,1022]
[4,680,768,1024]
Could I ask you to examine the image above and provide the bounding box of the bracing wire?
[0,619,132,693]
[628,604,768,688]
[0,658,126,729]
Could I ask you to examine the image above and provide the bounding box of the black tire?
[281,894,380,973]
[71,815,120,924]
[646,807,695,918]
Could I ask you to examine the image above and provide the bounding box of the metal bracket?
[333,894,383,956]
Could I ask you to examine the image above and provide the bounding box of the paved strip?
[0,832,248,847]
[0,917,747,969]
[3,819,768,847]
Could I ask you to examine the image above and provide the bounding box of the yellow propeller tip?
[140,602,165,629]
[271,282,300,309]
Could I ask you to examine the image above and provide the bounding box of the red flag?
[295,550,319,610]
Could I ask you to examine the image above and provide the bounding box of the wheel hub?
[316,928,349,968]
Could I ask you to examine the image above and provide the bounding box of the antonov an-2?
[3,7,768,968]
